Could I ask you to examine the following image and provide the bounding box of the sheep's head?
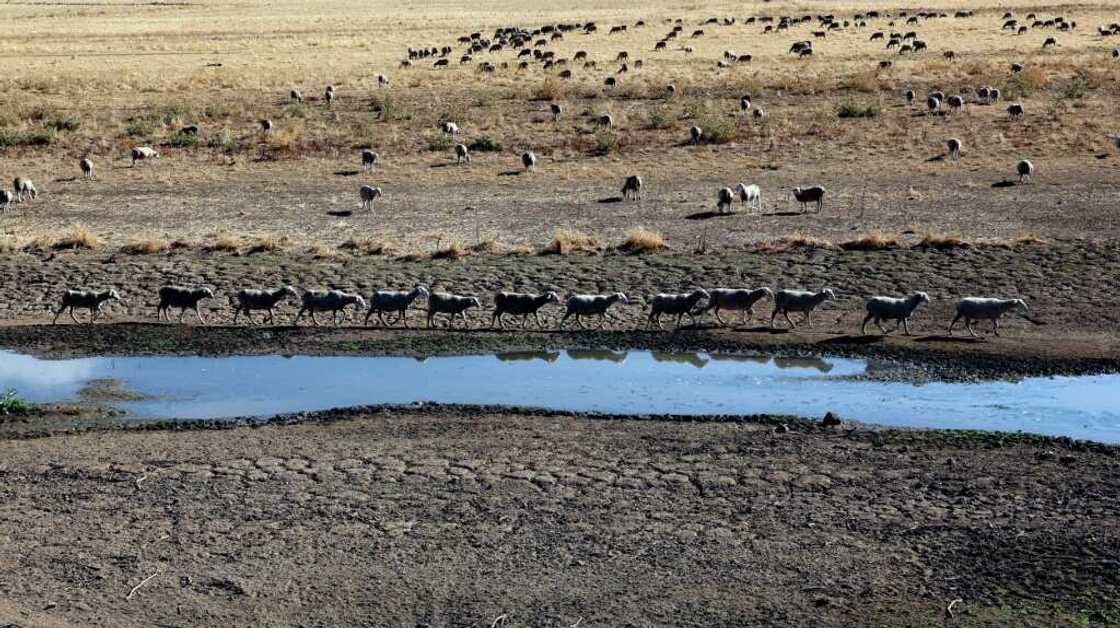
[199,287,215,300]
[544,291,560,304]
[759,287,775,299]
[820,288,837,300]
[280,285,299,298]
[469,297,482,308]
[106,289,121,301]
[691,289,710,301]
[614,292,629,304]
[913,291,931,305]
[413,286,430,299]
[1013,298,1028,312]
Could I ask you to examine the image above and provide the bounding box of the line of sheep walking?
[49,283,1030,337]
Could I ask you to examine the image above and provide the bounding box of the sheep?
[325,88,336,107]
[646,289,709,329]
[130,146,159,167]
[363,286,430,327]
[948,297,1028,337]
[360,184,383,210]
[1043,36,1057,47]
[290,89,303,103]
[947,137,962,160]
[597,114,614,128]
[156,286,215,324]
[455,143,471,164]
[792,185,825,213]
[80,158,94,180]
[927,95,941,114]
[1017,159,1034,183]
[752,108,765,121]
[260,119,274,133]
[735,183,762,211]
[360,149,379,170]
[377,74,390,88]
[12,178,36,202]
[700,287,773,325]
[740,95,752,111]
[905,89,915,105]
[231,285,298,325]
[1007,102,1025,118]
[559,292,628,329]
[180,124,199,136]
[522,151,537,171]
[689,125,703,144]
[442,121,460,135]
[550,103,563,121]
[622,175,642,200]
[861,292,930,335]
[946,95,965,113]
[293,289,366,326]
[491,291,561,329]
[716,187,735,213]
[0,190,10,211]
[770,288,836,329]
[426,292,482,328]
[52,288,120,324]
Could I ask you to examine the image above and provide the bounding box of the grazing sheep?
[377,74,390,88]
[861,292,930,335]
[293,289,366,326]
[1043,36,1057,47]
[491,291,560,329]
[260,119,274,133]
[12,178,36,202]
[455,143,471,164]
[130,146,159,167]
[290,89,303,103]
[522,151,537,171]
[1007,102,1025,119]
[752,108,765,121]
[180,125,199,136]
[1010,62,1024,73]
[622,175,642,200]
[0,190,10,211]
[947,137,962,160]
[716,187,735,213]
[701,287,773,325]
[792,185,826,213]
[550,103,563,121]
[52,288,120,325]
[597,114,614,128]
[80,158,94,180]
[359,185,383,210]
[324,88,336,107]
[646,289,709,329]
[740,95,752,111]
[735,183,762,211]
[927,95,941,114]
[689,125,703,144]
[360,149,379,170]
[156,286,214,324]
[905,89,915,105]
[426,292,482,328]
[559,292,628,329]
[949,297,1028,337]
[442,121,460,135]
[770,288,836,329]
[947,95,965,113]
[231,285,298,325]
[988,88,1001,103]
[977,86,990,101]
[364,286,430,327]
[1017,159,1034,183]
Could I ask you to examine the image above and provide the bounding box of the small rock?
[775,423,790,433]
[821,412,841,427]
[1036,450,1057,461]
[1059,454,1076,465]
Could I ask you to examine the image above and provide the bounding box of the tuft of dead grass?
[915,232,969,250]
[617,227,667,254]
[120,236,170,255]
[1012,233,1047,246]
[245,235,286,255]
[431,240,468,260]
[27,224,102,252]
[840,230,900,251]
[339,238,390,256]
[756,233,834,253]
[204,233,243,253]
[539,229,603,256]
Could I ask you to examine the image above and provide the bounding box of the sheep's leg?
[196,306,206,326]
[179,307,187,323]
[804,311,813,328]
[233,307,241,324]
[784,310,796,328]
[51,306,62,325]
[948,314,961,335]
[992,317,1000,336]
[769,309,780,328]
[966,318,977,338]
[575,314,586,330]
[534,312,544,329]
[596,313,607,329]
[292,309,305,326]
[311,311,321,326]
[399,310,410,329]
[861,313,873,335]
[492,312,502,329]
[427,312,435,329]
[877,318,888,334]
[902,318,912,336]
[363,309,374,326]
[715,309,727,326]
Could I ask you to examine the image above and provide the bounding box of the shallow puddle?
[2,350,1118,442]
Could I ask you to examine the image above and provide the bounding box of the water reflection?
[496,351,562,363]
[566,350,628,363]
[651,352,709,368]
[773,356,834,373]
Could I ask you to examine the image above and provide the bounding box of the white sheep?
[130,146,159,167]
[770,288,836,329]
[701,287,773,325]
[361,149,380,170]
[426,292,482,328]
[12,178,36,202]
[491,291,560,329]
[792,186,825,213]
[442,121,460,135]
[363,286,430,327]
[231,285,299,325]
[157,286,214,324]
[861,292,930,335]
[559,293,628,329]
[522,151,537,171]
[80,158,94,180]
[260,119,274,133]
[325,88,336,108]
[1007,102,1025,118]
[52,288,120,324]
[550,103,563,121]
[290,89,303,103]
[622,175,642,200]
[0,190,11,211]
[689,126,703,144]
[598,114,614,128]
[735,183,762,211]
[716,187,735,213]
[293,289,367,326]
[646,289,709,329]
[377,74,390,88]
[948,297,1028,337]
[947,138,962,160]
[1017,159,1034,183]
[455,143,471,164]
[360,185,383,210]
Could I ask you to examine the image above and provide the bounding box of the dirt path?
[0,407,1115,627]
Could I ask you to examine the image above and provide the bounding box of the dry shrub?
[306,243,339,259]
[533,77,566,101]
[840,230,900,251]
[469,239,499,254]
[915,232,969,250]
[843,69,881,94]
[120,236,169,255]
[431,241,467,260]
[1006,66,1048,98]
[757,233,834,253]
[540,229,603,255]
[204,233,242,253]
[339,238,390,256]
[246,235,285,255]
[618,227,666,254]
[1012,233,1047,246]
[29,224,102,251]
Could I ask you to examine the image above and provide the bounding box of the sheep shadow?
[926,154,947,163]
[1096,153,1111,160]
[333,170,361,177]
[685,211,735,220]
[816,334,885,346]
[767,211,807,217]
[327,210,354,217]
[498,170,524,177]
[991,180,1017,188]
[732,325,774,333]
[597,196,624,204]
[429,162,460,169]
[913,334,986,343]
[54,176,79,183]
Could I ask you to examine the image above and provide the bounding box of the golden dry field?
[0,0,1118,255]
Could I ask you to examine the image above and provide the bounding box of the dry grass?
[120,236,169,255]
[916,232,970,250]
[617,227,666,254]
[431,241,468,260]
[540,229,603,256]
[338,238,391,256]
[245,235,286,255]
[757,233,835,253]
[1012,233,1047,246]
[204,233,243,253]
[840,230,900,251]
[27,224,102,252]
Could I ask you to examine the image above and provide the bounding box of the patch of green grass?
[589,130,619,156]
[695,114,738,144]
[370,93,407,121]
[645,107,673,130]
[467,135,502,152]
[427,133,454,152]
[1062,76,1089,100]
[0,389,30,414]
[125,120,152,137]
[0,127,54,147]
[206,127,238,153]
[837,100,880,118]
[45,115,81,132]
[169,131,198,148]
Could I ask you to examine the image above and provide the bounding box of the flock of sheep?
[51,284,1029,338]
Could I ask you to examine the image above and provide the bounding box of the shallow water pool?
[2,349,1118,442]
